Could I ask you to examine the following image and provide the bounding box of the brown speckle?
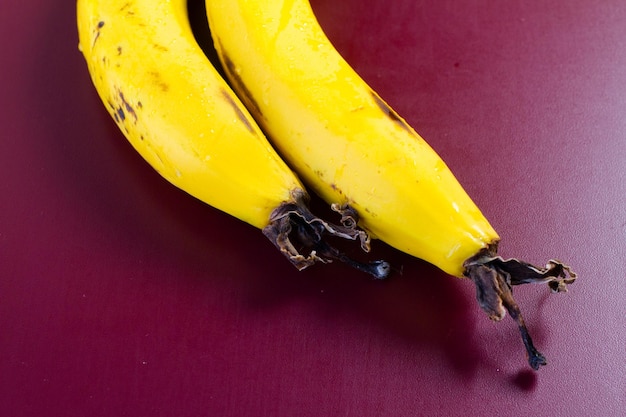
[92,21,105,48]
[371,91,412,133]
[118,91,137,122]
[220,47,264,121]
[220,89,255,133]
[149,71,169,92]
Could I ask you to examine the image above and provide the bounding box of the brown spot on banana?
[313,169,325,179]
[152,44,169,52]
[92,20,105,48]
[220,88,255,134]
[148,70,169,92]
[371,91,412,134]
[219,47,265,122]
[114,107,125,122]
[118,91,137,123]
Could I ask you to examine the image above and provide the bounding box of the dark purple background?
[1,0,624,416]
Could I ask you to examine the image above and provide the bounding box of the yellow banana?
[76,0,391,277]
[205,0,576,369]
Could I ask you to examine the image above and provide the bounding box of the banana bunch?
[204,0,576,369]
[77,0,576,369]
[76,0,390,278]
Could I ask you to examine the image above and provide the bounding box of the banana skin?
[205,0,576,369]
[76,0,390,277]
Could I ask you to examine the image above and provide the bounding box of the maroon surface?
[1,0,624,416]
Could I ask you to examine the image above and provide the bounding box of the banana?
[76,0,391,278]
[205,0,576,369]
